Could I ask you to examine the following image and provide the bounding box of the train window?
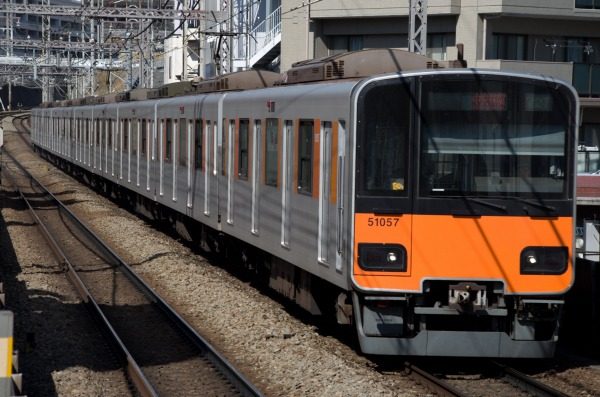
[123,119,129,152]
[141,119,147,156]
[222,119,227,176]
[357,82,410,197]
[298,120,314,195]
[132,120,138,156]
[179,117,187,166]
[238,119,249,179]
[165,119,172,162]
[108,119,113,148]
[95,120,100,145]
[265,118,278,187]
[419,78,571,199]
[194,119,202,169]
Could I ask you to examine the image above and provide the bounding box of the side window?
[123,119,129,152]
[132,119,138,156]
[238,119,249,179]
[265,118,278,186]
[195,119,203,169]
[298,120,314,194]
[141,119,148,156]
[165,118,172,162]
[179,117,187,166]
[108,119,113,148]
[95,120,100,145]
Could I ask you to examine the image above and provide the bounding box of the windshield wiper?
[463,197,507,212]
[512,197,556,214]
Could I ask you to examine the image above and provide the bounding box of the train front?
[351,71,578,357]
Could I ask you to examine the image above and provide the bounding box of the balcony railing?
[248,6,281,67]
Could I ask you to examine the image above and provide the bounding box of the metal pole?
[182,0,188,80]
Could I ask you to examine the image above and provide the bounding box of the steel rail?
[403,362,468,397]
[2,149,264,397]
[2,152,157,397]
[492,361,570,397]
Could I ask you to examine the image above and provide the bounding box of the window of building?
[427,33,456,61]
[488,34,527,60]
[576,0,600,9]
[239,119,249,179]
[578,123,600,173]
[265,118,278,186]
[298,120,314,195]
[329,35,363,55]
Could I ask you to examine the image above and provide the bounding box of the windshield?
[419,78,571,199]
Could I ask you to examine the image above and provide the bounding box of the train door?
[203,94,226,228]
[281,120,293,247]
[335,120,346,272]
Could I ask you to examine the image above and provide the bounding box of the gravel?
[0,117,133,396]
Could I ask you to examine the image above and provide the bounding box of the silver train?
[31,49,578,358]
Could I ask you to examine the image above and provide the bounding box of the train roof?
[38,48,468,109]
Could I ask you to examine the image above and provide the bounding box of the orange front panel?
[353,214,573,294]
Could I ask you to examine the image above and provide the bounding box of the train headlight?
[520,247,568,275]
[358,243,407,272]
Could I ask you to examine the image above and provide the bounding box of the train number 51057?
[367,217,399,227]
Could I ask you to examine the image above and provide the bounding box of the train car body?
[31,51,579,358]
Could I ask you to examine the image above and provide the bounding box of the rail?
[403,362,468,397]
[2,150,264,397]
[492,361,570,397]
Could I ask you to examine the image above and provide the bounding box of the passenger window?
[165,119,172,162]
[132,120,138,156]
[179,117,187,166]
[141,120,147,156]
[95,120,100,145]
[298,120,314,194]
[123,119,129,152]
[238,119,249,179]
[108,119,113,148]
[194,119,203,169]
[265,118,278,187]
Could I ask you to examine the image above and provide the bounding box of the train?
[30,49,578,357]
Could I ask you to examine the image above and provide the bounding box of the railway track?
[408,359,573,397]
[2,149,263,397]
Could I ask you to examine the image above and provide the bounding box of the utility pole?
[409,0,428,56]
[181,0,188,80]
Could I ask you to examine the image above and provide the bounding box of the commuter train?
[30,49,578,357]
